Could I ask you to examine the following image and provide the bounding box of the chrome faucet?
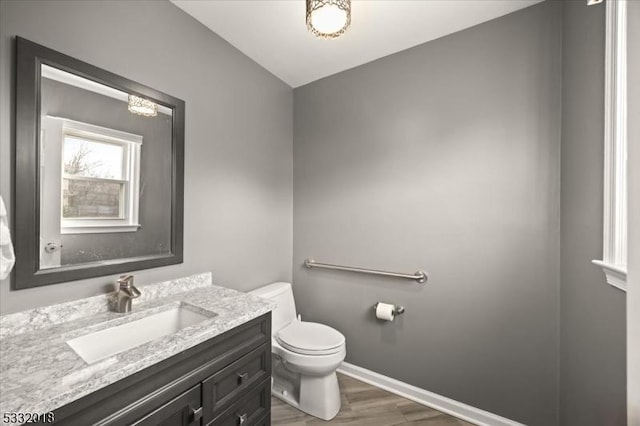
[115,275,141,313]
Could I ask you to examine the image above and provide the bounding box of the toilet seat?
[276,321,345,356]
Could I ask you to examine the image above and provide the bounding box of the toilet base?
[272,369,341,421]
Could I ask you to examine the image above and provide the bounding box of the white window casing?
[593,0,627,292]
[56,118,142,234]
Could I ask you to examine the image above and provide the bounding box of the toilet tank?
[249,282,297,335]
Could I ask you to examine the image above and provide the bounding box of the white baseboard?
[337,362,526,426]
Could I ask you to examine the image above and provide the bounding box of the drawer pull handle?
[237,412,248,425]
[190,406,203,422]
[237,372,249,384]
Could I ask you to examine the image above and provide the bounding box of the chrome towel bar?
[304,258,427,284]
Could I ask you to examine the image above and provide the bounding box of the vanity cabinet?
[48,313,271,426]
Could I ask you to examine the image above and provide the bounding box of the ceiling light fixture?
[306,0,351,39]
[128,95,158,117]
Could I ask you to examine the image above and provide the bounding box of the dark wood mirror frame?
[13,37,184,289]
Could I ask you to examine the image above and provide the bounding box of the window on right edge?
[593,0,628,291]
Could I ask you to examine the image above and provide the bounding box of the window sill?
[592,260,627,292]
[61,224,140,234]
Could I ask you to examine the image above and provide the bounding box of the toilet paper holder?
[372,303,405,315]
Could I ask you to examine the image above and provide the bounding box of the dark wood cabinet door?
[207,378,270,426]
[202,343,270,422]
[132,384,203,426]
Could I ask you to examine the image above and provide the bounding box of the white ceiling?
[171,0,543,88]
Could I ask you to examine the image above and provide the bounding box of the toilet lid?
[276,321,345,355]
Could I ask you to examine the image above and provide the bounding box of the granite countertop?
[0,273,274,423]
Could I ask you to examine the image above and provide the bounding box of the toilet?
[250,282,346,421]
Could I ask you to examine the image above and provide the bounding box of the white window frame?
[593,0,627,292]
[59,118,142,234]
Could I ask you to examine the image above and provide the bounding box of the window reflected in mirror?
[38,64,173,270]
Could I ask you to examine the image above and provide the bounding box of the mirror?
[14,37,184,289]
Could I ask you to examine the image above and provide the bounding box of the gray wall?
[559,2,627,425]
[41,78,172,264]
[628,0,640,423]
[0,0,293,313]
[293,3,561,425]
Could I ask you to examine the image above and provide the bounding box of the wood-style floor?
[271,373,474,426]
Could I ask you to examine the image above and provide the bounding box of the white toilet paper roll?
[375,302,395,321]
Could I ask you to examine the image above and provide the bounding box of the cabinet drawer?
[132,384,202,426]
[207,378,270,426]
[203,343,270,421]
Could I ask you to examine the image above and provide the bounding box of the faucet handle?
[117,274,134,288]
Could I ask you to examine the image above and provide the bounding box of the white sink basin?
[67,304,215,364]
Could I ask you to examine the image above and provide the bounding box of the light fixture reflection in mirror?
[128,95,158,117]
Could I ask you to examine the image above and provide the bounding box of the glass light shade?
[128,95,158,117]
[306,0,351,39]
